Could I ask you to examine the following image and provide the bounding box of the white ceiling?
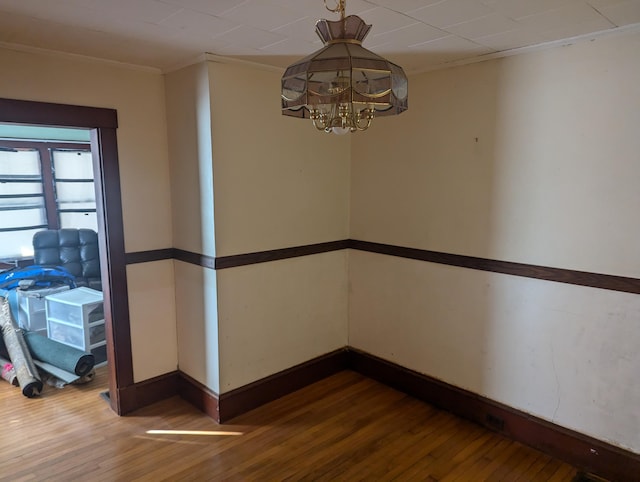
[0,0,639,73]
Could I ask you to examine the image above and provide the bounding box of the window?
[51,148,97,230]
[0,140,95,260]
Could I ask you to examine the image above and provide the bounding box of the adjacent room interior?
[0,124,107,391]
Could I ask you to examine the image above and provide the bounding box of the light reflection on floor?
[146,429,244,436]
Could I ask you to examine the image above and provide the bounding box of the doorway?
[0,97,132,415]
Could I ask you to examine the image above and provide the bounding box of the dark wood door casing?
[0,97,132,414]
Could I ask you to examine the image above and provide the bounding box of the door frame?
[0,97,132,415]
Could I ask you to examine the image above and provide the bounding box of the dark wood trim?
[125,248,174,265]
[37,146,59,229]
[0,98,118,128]
[91,127,133,413]
[116,371,180,415]
[1,98,128,416]
[176,239,640,295]
[0,140,90,150]
[174,241,349,271]
[349,240,640,295]
[119,346,639,480]
[173,248,215,269]
[217,348,349,422]
[215,240,350,270]
[347,348,640,482]
[177,349,349,423]
[177,371,221,423]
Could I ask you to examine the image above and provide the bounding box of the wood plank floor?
[0,368,579,481]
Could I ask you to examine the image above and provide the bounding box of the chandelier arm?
[312,119,328,131]
[310,109,329,131]
[355,118,371,131]
[354,107,373,130]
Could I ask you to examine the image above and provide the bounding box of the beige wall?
[165,61,220,392]
[0,48,173,253]
[217,251,348,392]
[127,260,177,381]
[350,32,640,453]
[208,62,350,256]
[209,62,350,391]
[165,62,216,257]
[0,46,177,382]
[172,261,220,392]
[165,60,350,393]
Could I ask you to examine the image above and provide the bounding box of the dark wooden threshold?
[120,348,639,481]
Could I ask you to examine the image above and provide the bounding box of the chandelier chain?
[324,0,346,20]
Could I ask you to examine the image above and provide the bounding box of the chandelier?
[281,0,408,134]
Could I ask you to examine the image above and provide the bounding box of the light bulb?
[331,126,350,135]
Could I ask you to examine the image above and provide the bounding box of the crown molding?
[161,53,209,74]
[3,22,638,78]
[162,52,284,75]
[410,22,640,76]
[162,22,640,76]
[0,41,162,74]
[202,52,284,73]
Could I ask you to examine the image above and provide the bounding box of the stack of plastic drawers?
[16,285,70,336]
[45,287,107,366]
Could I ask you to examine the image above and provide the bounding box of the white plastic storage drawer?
[45,287,103,327]
[47,318,106,351]
[47,319,85,350]
[89,323,105,345]
[16,285,70,332]
[45,287,105,354]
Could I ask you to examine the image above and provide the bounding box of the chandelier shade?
[281,4,408,134]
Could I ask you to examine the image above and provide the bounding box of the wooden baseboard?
[176,349,348,423]
[117,371,180,415]
[177,371,221,422]
[117,347,640,481]
[347,348,640,482]
[218,348,349,422]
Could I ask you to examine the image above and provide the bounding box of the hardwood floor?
[0,368,579,481]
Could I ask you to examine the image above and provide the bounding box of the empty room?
[0,0,639,480]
